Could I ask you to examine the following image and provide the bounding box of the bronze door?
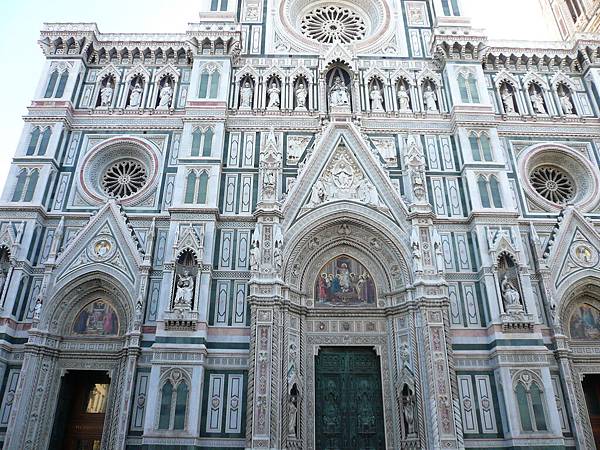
[583,374,600,449]
[315,347,386,450]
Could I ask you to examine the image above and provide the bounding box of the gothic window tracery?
[101,160,148,199]
[26,127,52,156]
[191,127,215,157]
[12,168,39,203]
[184,170,209,204]
[300,4,367,44]
[468,131,493,162]
[477,175,502,209]
[199,64,221,99]
[158,370,189,430]
[514,372,548,433]
[458,71,480,103]
[529,165,574,205]
[44,67,69,99]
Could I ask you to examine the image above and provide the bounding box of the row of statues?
[98,78,174,109]
[240,80,309,111]
[500,82,576,116]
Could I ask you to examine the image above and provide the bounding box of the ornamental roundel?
[314,255,376,307]
[569,242,599,268]
[300,5,367,44]
[89,236,116,262]
[79,136,160,206]
[529,165,574,205]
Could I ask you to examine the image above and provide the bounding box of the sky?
[0,0,559,186]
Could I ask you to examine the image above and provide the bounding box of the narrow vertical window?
[158,381,173,430]
[442,0,451,16]
[44,71,59,98]
[516,383,533,431]
[468,76,480,103]
[24,170,39,202]
[210,71,220,99]
[191,129,202,157]
[220,0,228,11]
[12,170,28,202]
[210,0,219,11]
[38,128,52,156]
[458,75,469,103]
[185,172,197,204]
[530,384,547,431]
[489,176,503,208]
[480,134,493,161]
[199,72,210,98]
[27,128,41,156]
[203,129,214,157]
[469,134,481,161]
[197,172,209,204]
[478,177,490,208]
[55,71,69,98]
[173,382,188,430]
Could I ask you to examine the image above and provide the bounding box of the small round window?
[529,165,575,205]
[101,160,148,199]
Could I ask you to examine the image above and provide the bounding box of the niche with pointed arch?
[73,300,119,336]
[315,255,376,307]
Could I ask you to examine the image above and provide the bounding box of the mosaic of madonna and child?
[570,303,600,340]
[73,300,119,336]
[315,256,376,306]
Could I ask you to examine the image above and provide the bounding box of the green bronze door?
[315,347,386,450]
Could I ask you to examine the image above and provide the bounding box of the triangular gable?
[54,201,144,283]
[546,207,600,289]
[282,122,409,230]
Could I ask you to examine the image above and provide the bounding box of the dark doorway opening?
[583,374,600,449]
[49,370,111,450]
[315,347,386,450]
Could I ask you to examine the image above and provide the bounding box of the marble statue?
[288,394,298,436]
[404,395,416,435]
[158,82,173,109]
[273,245,282,272]
[559,89,574,115]
[129,82,143,108]
[432,229,445,273]
[295,82,308,111]
[501,275,521,307]
[240,81,253,109]
[174,270,194,308]
[267,82,281,110]
[135,298,144,323]
[33,297,43,321]
[100,83,113,107]
[501,86,515,113]
[370,84,385,112]
[530,88,547,114]
[308,180,327,206]
[423,84,438,112]
[250,242,260,271]
[329,76,350,108]
[397,84,411,112]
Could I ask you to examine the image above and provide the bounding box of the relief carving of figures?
[174,270,194,309]
[267,82,281,110]
[295,82,308,111]
[370,83,385,112]
[158,81,173,109]
[558,86,574,115]
[529,85,547,115]
[240,81,253,109]
[329,76,350,108]
[397,83,412,112]
[423,83,438,112]
[306,145,381,209]
[371,138,397,166]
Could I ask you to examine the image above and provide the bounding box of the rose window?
[101,160,148,199]
[300,5,367,44]
[529,166,574,205]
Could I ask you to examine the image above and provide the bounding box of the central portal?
[315,347,386,450]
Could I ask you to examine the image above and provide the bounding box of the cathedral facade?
[1,0,600,449]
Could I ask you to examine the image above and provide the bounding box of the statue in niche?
[100,80,114,107]
[174,270,194,309]
[329,76,350,108]
[432,229,445,273]
[558,87,574,115]
[500,84,516,114]
[33,297,43,321]
[240,81,253,109]
[411,228,423,273]
[273,242,283,272]
[128,81,143,108]
[370,84,385,112]
[250,241,260,272]
[501,275,521,307]
[267,82,281,110]
[402,387,416,435]
[529,85,547,114]
[135,298,144,324]
[397,83,412,112]
[423,83,438,112]
[158,81,173,109]
[295,82,308,111]
[288,386,299,437]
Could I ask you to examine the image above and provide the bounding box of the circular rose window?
[101,160,148,199]
[301,5,367,44]
[79,137,160,206]
[529,165,574,205]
